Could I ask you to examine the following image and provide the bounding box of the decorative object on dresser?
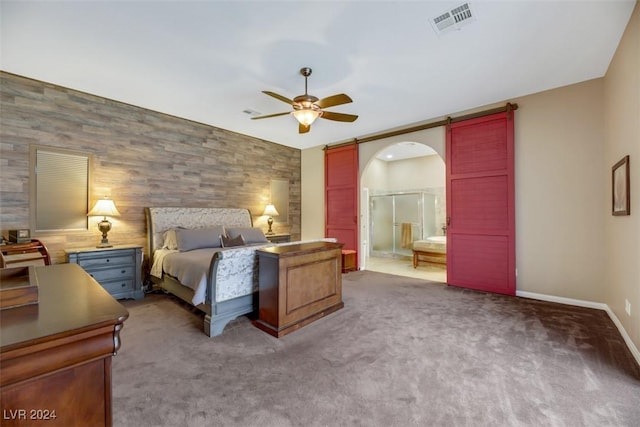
[87,197,120,248]
[1,263,128,427]
[66,245,144,300]
[0,239,51,269]
[262,203,279,235]
[254,241,344,338]
[8,229,30,244]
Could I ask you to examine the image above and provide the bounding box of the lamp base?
[266,217,275,235]
[97,218,113,248]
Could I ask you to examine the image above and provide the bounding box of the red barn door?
[325,144,359,269]
[446,111,515,295]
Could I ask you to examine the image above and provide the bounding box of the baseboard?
[603,305,640,367]
[516,290,640,367]
[516,290,608,310]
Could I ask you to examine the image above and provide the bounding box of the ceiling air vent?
[243,108,261,117]
[430,3,475,35]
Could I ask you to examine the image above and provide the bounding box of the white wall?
[387,155,445,190]
[362,155,445,192]
[361,158,389,191]
[301,146,325,240]
[359,127,446,172]
[512,79,605,302]
[603,1,639,351]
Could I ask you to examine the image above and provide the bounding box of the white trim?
[603,305,640,368]
[516,290,608,310]
[516,290,640,367]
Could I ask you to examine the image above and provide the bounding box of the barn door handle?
[447,216,451,226]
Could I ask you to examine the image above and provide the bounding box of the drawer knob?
[121,283,126,288]
[106,259,110,262]
[121,270,126,274]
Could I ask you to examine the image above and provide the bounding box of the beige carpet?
[113,271,640,426]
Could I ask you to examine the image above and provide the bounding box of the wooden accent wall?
[0,72,301,264]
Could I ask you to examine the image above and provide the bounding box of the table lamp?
[87,197,120,248]
[262,203,279,235]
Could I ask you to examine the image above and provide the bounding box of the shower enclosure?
[369,189,444,257]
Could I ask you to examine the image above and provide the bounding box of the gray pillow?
[226,227,269,244]
[175,226,225,251]
[221,234,245,248]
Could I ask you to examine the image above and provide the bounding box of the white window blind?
[35,150,89,231]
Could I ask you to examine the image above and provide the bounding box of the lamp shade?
[87,198,120,217]
[292,109,320,126]
[263,203,279,217]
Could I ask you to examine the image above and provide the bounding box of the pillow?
[221,234,245,248]
[175,226,225,251]
[226,227,269,244]
[162,229,178,250]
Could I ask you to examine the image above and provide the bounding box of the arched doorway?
[360,140,447,282]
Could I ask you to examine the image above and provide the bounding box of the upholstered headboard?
[145,207,253,257]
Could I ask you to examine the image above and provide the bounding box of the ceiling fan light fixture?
[293,108,321,126]
[254,67,357,132]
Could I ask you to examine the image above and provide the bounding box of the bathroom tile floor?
[364,256,447,283]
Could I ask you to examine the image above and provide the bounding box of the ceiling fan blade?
[299,123,310,134]
[263,91,294,105]
[251,111,291,120]
[320,111,358,122]
[315,93,353,109]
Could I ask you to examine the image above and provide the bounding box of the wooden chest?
[254,241,344,337]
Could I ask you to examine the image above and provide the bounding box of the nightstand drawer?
[101,278,135,295]
[65,245,144,300]
[87,266,134,282]
[77,254,135,269]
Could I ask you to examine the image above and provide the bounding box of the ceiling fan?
[252,67,358,134]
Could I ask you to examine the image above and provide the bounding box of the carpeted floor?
[113,271,640,427]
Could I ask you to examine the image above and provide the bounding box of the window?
[30,146,90,232]
[270,179,289,224]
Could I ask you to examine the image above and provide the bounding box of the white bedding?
[161,248,225,305]
[150,248,177,278]
[413,239,446,253]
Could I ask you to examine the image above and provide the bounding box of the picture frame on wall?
[612,155,630,216]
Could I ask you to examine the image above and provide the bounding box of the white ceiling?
[1,1,635,150]
[376,141,437,161]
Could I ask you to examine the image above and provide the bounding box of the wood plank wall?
[0,72,301,264]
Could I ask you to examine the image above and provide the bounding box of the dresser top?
[64,244,142,255]
[257,241,343,257]
[1,264,129,351]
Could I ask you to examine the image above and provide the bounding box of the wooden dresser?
[0,264,129,427]
[254,241,344,337]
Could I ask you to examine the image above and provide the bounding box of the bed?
[146,207,267,337]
